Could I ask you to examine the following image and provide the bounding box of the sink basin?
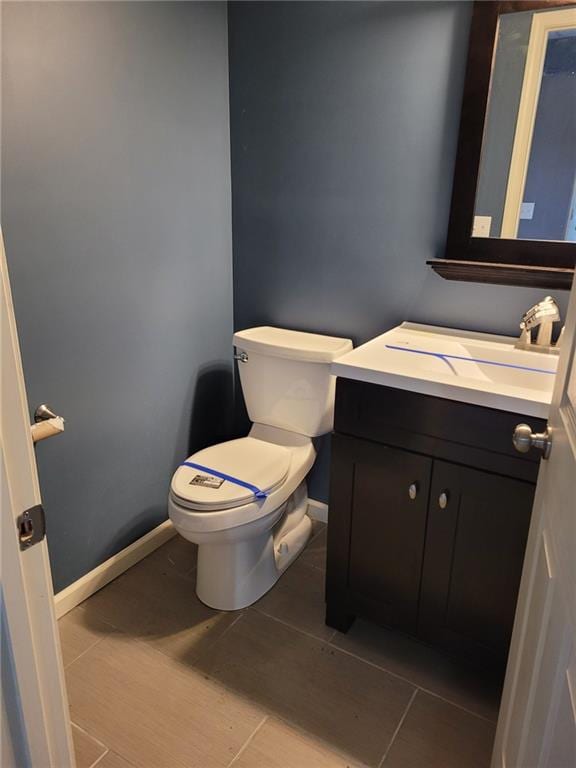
[331,323,558,418]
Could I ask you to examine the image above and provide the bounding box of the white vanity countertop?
[331,322,558,418]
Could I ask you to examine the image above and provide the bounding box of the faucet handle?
[539,295,560,320]
[521,296,560,331]
[518,325,532,345]
[517,296,562,351]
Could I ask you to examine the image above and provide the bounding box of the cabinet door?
[419,460,535,668]
[345,439,432,633]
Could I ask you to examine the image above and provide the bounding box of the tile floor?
[59,521,501,768]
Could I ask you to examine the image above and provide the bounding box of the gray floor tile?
[252,557,332,641]
[332,619,502,721]
[71,722,108,768]
[233,717,363,768]
[66,516,502,768]
[59,606,118,668]
[382,690,496,768]
[193,610,415,767]
[82,546,237,662]
[65,632,263,768]
[146,533,198,576]
[96,752,136,768]
[299,524,327,571]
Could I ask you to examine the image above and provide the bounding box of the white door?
[492,278,576,768]
[1,232,75,767]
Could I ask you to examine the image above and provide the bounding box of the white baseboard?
[54,519,176,619]
[55,497,328,619]
[307,497,328,524]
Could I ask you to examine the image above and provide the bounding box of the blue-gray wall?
[2,1,233,591]
[4,1,571,589]
[228,1,570,502]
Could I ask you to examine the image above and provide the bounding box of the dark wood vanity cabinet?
[340,438,432,634]
[326,379,544,670]
[419,462,534,665]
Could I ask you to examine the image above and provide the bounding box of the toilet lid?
[171,437,291,510]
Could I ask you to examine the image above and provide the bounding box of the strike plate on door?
[17,505,46,550]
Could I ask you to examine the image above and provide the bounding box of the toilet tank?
[233,327,353,437]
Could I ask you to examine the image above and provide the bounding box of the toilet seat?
[171,436,291,511]
[169,425,316,537]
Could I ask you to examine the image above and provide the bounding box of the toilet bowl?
[169,424,315,609]
[168,327,353,610]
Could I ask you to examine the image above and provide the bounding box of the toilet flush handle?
[234,350,249,363]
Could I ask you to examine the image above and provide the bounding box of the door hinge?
[17,505,46,550]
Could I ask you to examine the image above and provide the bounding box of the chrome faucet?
[517,296,562,352]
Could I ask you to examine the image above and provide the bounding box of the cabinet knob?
[408,482,418,500]
[438,491,449,509]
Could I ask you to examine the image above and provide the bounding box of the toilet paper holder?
[31,404,65,444]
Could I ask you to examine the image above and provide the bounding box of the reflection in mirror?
[473,7,576,242]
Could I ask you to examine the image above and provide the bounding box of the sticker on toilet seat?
[190,473,225,489]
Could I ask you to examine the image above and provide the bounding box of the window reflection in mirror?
[473,7,576,242]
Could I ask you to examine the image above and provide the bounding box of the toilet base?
[195,483,311,610]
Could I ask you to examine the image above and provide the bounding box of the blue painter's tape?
[180,461,268,500]
[384,344,555,375]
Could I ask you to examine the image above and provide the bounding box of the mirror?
[473,7,576,242]
[431,1,576,290]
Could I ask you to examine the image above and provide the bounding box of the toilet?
[168,326,353,610]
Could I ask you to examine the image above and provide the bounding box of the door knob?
[512,423,552,459]
[438,491,449,509]
[408,482,418,500]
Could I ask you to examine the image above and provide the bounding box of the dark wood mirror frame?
[428,0,576,290]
